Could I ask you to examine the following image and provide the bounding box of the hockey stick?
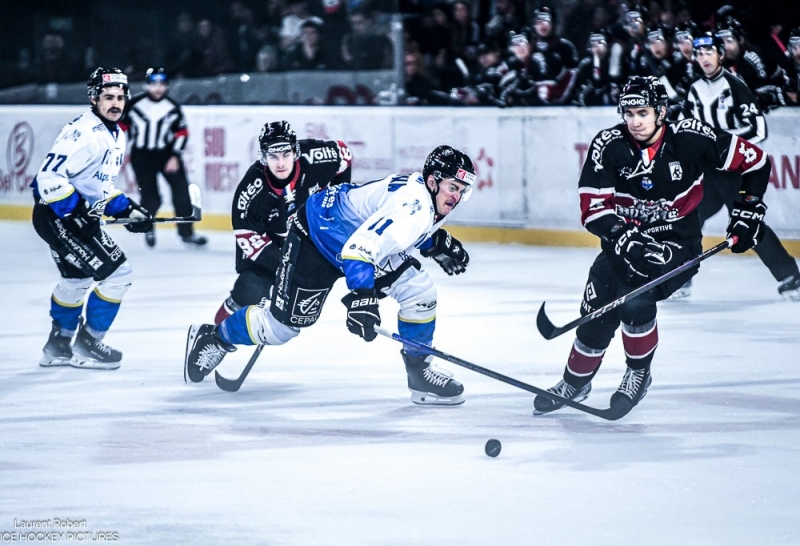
[374,326,622,420]
[214,345,265,392]
[104,183,202,225]
[537,237,736,340]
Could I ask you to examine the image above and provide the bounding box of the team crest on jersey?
[669,162,683,181]
[641,177,653,191]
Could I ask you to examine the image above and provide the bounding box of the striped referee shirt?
[122,93,188,154]
[682,68,766,144]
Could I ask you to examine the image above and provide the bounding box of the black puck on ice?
[485,439,501,458]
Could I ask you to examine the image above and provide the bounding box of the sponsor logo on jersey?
[585,281,597,301]
[301,146,338,164]
[591,129,622,172]
[290,287,328,326]
[669,162,683,181]
[237,178,263,211]
[670,118,717,140]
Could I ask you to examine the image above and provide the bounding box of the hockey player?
[32,67,154,369]
[122,67,207,248]
[187,145,475,406]
[213,120,352,324]
[533,76,771,418]
[678,33,800,299]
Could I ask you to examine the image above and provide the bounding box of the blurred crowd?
[3,0,800,110]
[403,0,800,109]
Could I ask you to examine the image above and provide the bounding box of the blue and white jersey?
[305,172,446,290]
[32,110,127,217]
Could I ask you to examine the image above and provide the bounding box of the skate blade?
[532,391,590,416]
[69,357,120,370]
[184,324,202,384]
[39,355,74,367]
[410,390,465,406]
[780,289,800,301]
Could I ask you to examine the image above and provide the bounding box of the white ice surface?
[1,221,798,546]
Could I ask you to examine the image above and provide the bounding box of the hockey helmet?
[258,120,300,164]
[618,76,669,115]
[145,67,168,84]
[423,145,476,202]
[692,31,724,55]
[716,17,746,42]
[87,67,130,100]
[673,21,697,43]
[789,27,800,50]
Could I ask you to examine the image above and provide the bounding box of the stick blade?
[188,183,202,221]
[214,370,242,392]
[536,302,560,340]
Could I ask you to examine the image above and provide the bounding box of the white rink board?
[1,105,798,238]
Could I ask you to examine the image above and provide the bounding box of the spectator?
[227,0,261,72]
[35,33,82,84]
[283,17,334,70]
[279,0,312,53]
[168,12,201,78]
[341,10,393,70]
[196,19,234,76]
[255,44,281,72]
[484,0,524,42]
[451,0,482,67]
[403,48,448,105]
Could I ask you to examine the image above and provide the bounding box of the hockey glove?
[341,289,381,342]
[727,197,767,253]
[420,229,469,275]
[115,200,154,233]
[66,199,104,238]
[602,223,674,282]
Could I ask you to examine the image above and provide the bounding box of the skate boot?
[184,324,236,383]
[778,273,800,301]
[40,321,76,367]
[181,233,208,248]
[402,350,464,405]
[533,378,592,415]
[608,366,653,419]
[668,279,692,300]
[144,229,156,248]
[72,320,122,370]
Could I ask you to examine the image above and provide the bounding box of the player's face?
[265,150,296,179]
[623,106,660,142]
[722,36,740,59]
[648,37,667,59]
[790,40,800,64]
[146,81,168,100]
[676,36,693,58]
[428,176,468,217]
[92,86,127,123]
[695,47,721,75]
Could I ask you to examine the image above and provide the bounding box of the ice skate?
[184,324,236,383]
[607,366,652,419]
[668,279,692,300]
[181,233,208,248]
[533,378,592,415]
[778,274,800,301]
[401,350,464,405]
[39,321,77,367]
[72,320,122,370]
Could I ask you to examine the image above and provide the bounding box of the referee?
[122,67,207,248]
[679,33,799,300]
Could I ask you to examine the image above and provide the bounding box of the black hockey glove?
[602,223,674,282]
[66,199,103,238]
[115,199,154,233]
[420,229,469,275]
[341,289,381,342]
[727,197,767,253]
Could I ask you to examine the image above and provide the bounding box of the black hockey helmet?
[673,21,697,43]
[646,24,672,45]
[692,31,724,55]
[618,76,669,115]
[258,120,300,164]
[145,67,168,84]
[87,67,130,100]
[789,27,800,49]
[423,145,476,202]
[715,17,746,42]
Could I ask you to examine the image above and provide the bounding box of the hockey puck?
[485,439,501,458]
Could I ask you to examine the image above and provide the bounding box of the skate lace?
[197,343,227,371]
[91,338,112,356]
[549,380,577,398]
[422,366,452,388]
[618,368,645,399]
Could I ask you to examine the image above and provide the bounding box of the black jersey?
[578,119,770,242]
[231,139,352,272]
